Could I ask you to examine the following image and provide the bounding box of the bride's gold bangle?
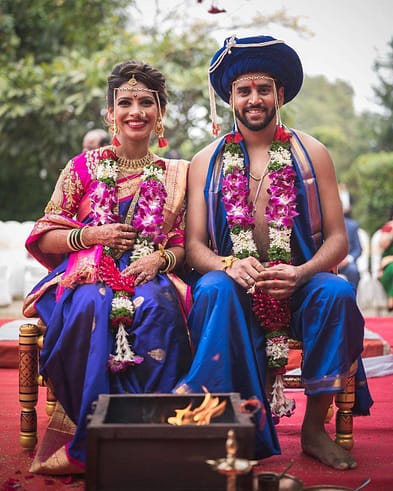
[66,227,89,252]
[158,245,177,273]
[79,226,89,249]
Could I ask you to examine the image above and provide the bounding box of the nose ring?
[140,110,146,118]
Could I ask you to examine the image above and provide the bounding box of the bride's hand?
[123,251,164,285]
[84,223,136,252]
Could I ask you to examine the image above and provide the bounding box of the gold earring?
[111,123,120,147]
[154,118,163,136]
[154,118,168,148]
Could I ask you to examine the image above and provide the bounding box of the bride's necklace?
[116,151,154,170]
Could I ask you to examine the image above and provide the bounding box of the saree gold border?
[163,159,189,214]
[116,158,188,236]
[116,177,142,201]
[291,133,323,251]
[162,159,189,234]
[303,360,358,394]
[23,275,63,318]
[208,148,225,254]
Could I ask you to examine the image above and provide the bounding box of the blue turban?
[209,35,303,104]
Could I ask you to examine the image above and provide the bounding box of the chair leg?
[19,323,39,450]
[334,372,355,450]
[284,341,356,450]
[46,385,57,417]
[36,340,57,417]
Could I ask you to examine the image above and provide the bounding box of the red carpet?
[0,370,84,491]
[262,317,393,491]
[0,317,392,490]
[0,319,20,369]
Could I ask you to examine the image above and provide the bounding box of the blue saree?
[35,272,191,465]
[24,149,192,472]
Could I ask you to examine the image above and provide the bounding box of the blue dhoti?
[178,131,373,462]
[290,272,372,414]
[175,271,281,459]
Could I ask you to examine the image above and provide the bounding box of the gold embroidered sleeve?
[173,198,186,231]
[44,160,85,217]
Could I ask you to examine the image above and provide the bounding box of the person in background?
[82,128,110,151]
[338,184,362,290]
[23,60,192,475]
[177,34,373,470]
[378,205,393,311]
[338,208,362,290]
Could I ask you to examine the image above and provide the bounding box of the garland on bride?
[90,148,168,373]
[221,125,298,419]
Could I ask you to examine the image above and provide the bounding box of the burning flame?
[168,387,227,425]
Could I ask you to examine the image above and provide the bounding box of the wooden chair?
[18,322,356,452]
[19,320,56,450]
[283,338,356,450]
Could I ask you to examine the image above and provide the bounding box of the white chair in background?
[370,229,382,279]
[0,221,13,306]
[0,220,39,301]
[357,229,387,316]
[0,262,12,307]
[357,228,370,279]
[23,257,48,298]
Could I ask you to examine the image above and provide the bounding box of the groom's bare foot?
[301,427,357,470]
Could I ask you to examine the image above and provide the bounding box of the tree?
[373,37,393,151]
[287,75,359,175]
[345,152,393,234]
[338,38,393,228]
[0,0,228,220]
[129,25,221,157]
[0,0,133,220]
[128,2,311,156]
[0,0,346,220]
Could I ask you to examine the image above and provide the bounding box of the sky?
[136,0,393,114]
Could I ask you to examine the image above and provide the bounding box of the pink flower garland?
[130,159,167,261]
[221,126,298,419]
[90,149,119,225]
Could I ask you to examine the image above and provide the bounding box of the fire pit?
[86,392,256,491]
